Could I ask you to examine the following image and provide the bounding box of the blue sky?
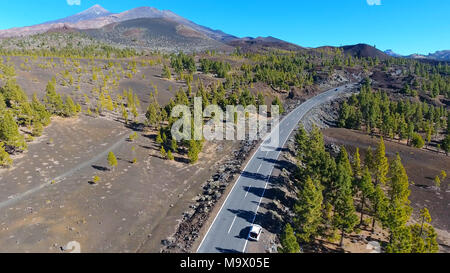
[0,0,448,55]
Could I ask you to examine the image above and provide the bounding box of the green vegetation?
[283,125,439,253]
[0,142,13,167]
[279,224,301,253]
[92,175,100,184]
[107,151,118,170]
[170,52,196,74]
[338,81,448,153]
[0,32,140,59]
[199,59,231,78]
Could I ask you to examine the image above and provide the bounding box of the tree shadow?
[257,157,297,171]
[174,156,190,164]
[138,145,153,150]
[243,186,265,198]
[215,247,242,254]
[240,171,268,182]
[227,209,255,223]
[92,165,108,171]
[235,226,251,240]
[125,122,145,132]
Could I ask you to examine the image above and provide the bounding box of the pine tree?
[374,137,389,185]
[422,224,439,253]
[333,148,359,247]
[271,97,285,114]
[370,184,389,232]
[162,64,172,79]
[442,134,450,155]
[167,150,174,161]
[0,141,12,167]
[386,154,412,242]
[44,78,64,115]
[64,96,78,117]
[121,104,128,124]
[0,93,6,112]
[171,139,178,153]
[31,93,51,126]
[364,146,375,172]
[411,133,425,148]
[388,154,411,205]
[156,131,163,144]
[107,151,118,170]
[441,170,447,180]
[160,146,167,159]
[419,208,432,236]
[386,226,412,253]
[294,177,323,243]
[410,224,426,253]
[92,176,100,184]
[31,122,43,137]
[188,140,200,164]
[146,101,160,128]
[434,176,441,188]
[352,148,362,178]
[0,110,27,151]
[358,167,375,225]
[279,224,301,253]
[295,125,308,162]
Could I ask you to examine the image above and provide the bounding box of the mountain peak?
[79,4,110,16]
[42,4,112,25]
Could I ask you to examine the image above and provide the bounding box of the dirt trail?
[0,131,131,210]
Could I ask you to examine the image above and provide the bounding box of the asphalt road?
[197,84,355,253]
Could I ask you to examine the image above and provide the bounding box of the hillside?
[226,36,304,53]
[82,18,233,53]
[341,44,390,60]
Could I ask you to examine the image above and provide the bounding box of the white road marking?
[245,186,252,198]
[256,163,263,173]
[228,215,237,234]
[242,167,273,253]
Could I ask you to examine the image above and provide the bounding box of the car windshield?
[250,232,258,238]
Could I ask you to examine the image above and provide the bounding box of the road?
[197,84,356,253]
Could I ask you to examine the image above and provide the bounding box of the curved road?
[197,84,356,253]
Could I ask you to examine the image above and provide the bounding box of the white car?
[248,225,263,241]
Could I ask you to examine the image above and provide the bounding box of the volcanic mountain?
[315,44,390,60]
[341,44,390,60]
[0,5,236,42]
[82,17,232,53]
[43,4,112,24]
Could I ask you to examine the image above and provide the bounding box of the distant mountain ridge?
[384,49,403,58]
[0,4,447,57]
[385,49,450,62]
[0,5,236,42]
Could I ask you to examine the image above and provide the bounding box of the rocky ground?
[160,140,257,253]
